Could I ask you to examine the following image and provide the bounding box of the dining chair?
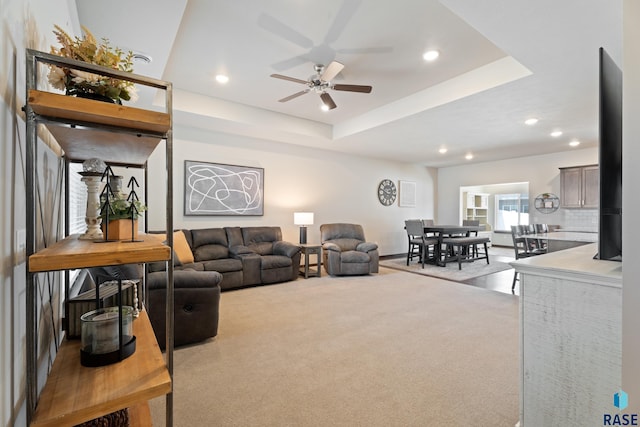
[533,223,549,251]
[462,219,481,257]
[511,225,547,290]
[405,219,423,265]
[404,219,438,268]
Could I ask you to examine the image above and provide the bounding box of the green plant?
[48,25,137,103]
[101,196,147,221]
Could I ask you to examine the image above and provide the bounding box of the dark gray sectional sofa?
[149,226,302,290]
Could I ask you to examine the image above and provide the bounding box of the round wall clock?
[377,179,397,206]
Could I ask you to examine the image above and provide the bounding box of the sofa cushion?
[340,250,370,263]
[328,238,362,251]
[191,228,230,261]
[173,230,195,264]
[194,245,228,261]
[150,231,194,264]
[201,258,243,273]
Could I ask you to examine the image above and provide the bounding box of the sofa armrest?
[356,241,378,253]
[323,242,342,252]
[273,241,300,258]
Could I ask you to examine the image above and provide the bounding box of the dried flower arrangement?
[48,25,138,104]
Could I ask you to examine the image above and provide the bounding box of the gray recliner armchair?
[320,223,379,276]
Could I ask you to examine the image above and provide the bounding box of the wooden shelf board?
[31,310,170,427]
[28,90,170,134]
[27,90,169,165]
[46,124,163,166]
[29,234,170,272]
[128,401,153,426]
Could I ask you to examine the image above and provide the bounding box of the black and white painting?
[184,160,264,216]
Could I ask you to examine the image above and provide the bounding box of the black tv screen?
[597,47,622,261]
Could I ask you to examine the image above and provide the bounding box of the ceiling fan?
[270,61,372,110]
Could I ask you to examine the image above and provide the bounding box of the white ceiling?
[75,0,622,167]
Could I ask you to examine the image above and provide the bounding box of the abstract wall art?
[184,160,264,216]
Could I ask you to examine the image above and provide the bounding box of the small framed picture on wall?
[398,180,417,207]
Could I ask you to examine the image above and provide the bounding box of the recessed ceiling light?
[550,130,563,137]
[320,104,330,112]
[423,50,440,61]
[524,118,539,126]
[438,147,448,154]
[465,153,474,160]
[215,74,229,84]
[569,140,581,147]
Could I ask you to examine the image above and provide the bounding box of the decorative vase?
[102,219,138,241]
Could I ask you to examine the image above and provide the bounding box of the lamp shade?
[294,212,314,226]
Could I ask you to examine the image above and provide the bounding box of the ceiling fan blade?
[320,61,344,82]
[271,55,309,72]
[257,13,314,49]
[333,84,372,93]
[323,0,362,44]
[320,92,337,110]
[279,90,309,103]
[271,74,309,85]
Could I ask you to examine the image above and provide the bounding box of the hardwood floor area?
[462,246,518,295]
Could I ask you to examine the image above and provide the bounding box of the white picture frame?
[398,180,417,207]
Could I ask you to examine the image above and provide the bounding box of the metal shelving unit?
[24,49,174,426]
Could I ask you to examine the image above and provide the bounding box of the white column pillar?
[79,173,103,240]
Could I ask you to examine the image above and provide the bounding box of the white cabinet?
[463,192,489,229]
[513,244,622,426]
[560,165,599,208]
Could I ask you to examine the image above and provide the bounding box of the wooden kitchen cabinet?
[559,165,599,208]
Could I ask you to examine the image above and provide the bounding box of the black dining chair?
[404,219,438,268]
[462,219,481,257]
[511,225,546,290]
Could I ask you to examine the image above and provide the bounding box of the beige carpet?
[380,256,513,282]
[149,267,519,427]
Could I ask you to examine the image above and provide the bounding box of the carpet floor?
[150,268,519,427]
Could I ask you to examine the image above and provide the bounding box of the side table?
[299,244,322,278]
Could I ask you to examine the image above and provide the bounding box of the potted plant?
[47,25,138,104]
[100,194,147,241]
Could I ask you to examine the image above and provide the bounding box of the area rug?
[379,256,513,282]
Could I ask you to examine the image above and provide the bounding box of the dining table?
[423,224,483,266]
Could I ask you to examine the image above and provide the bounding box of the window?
[68,162,88,235]
[68,162,88,285]
[495,193,529,231]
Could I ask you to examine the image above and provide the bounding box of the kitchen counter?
[512,243,622,426]
[530,231,598,252]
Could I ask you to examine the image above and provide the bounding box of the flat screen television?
[597,47,622,261]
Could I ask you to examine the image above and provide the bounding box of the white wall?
[437,147,598,229]
[0,1,79,424]
[622,0,640,411]
[146,125,437,256]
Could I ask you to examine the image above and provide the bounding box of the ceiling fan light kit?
[271,60,373,110]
